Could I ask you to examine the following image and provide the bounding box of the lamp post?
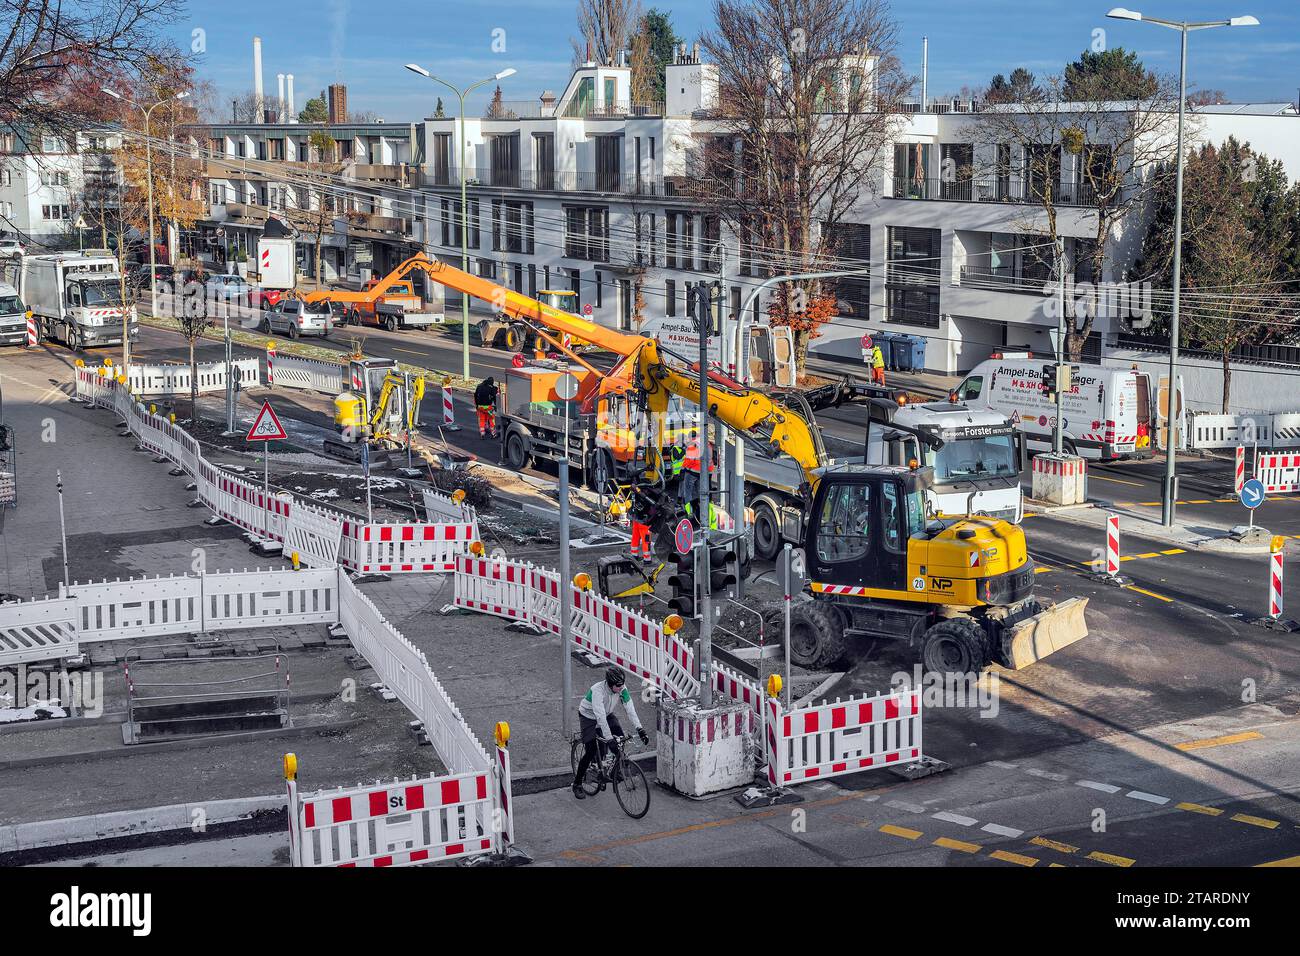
[102,87,189,370]
[405,64,517,381]
[1105,7,1258,527]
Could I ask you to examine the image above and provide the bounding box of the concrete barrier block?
[656,696,753,798]
[1031,453,1088,505]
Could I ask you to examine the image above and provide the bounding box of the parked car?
[0,239,25,259]
[260,297,332,339]
[206,273,251,301]
[126,263,175,292]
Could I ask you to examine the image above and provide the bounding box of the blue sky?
[175,0,1300,121]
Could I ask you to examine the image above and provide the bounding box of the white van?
[0,282,29,346]
[954,355,1182,460]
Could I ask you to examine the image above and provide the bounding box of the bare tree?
[177,265,214,420]
[0,0,183,139]
[961,72,1185,360]
[304,129,339,287]
[697,0,910,368]
[629,14,655,104]
[571,0,640,67]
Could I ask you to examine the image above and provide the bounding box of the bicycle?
[569,733,651,819]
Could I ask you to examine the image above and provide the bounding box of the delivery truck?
[19,253,136,350]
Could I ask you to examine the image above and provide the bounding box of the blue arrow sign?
[1240,477,1265,510]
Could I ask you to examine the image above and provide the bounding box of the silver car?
[207,273,251,301]
[260,297,332,339]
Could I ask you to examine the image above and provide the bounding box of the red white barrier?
[1270,543,1285,621]
[341,520,476,574]
[1256,452,1300,494]
[266,344,275,387]
[441,382,460,431]
[25,311,38,348]
[289,768,500,867]
[764,689,923,786]
[1235,446,1246,495]
[1105,513,1120,577]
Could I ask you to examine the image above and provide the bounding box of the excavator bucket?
[999,597,1090,670]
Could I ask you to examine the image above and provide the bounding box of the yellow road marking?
[933,837,981,853]
[392,347,425,356]
[990,850,1039,867]
[1048,862,1067,868]
[1216,498,1237,503]
[1231,813,1280,830]
[1136,552,1161,559]
[880,824,922,840]
[1034,566,1054,574]
[1088,851,1135,867]
[1187,499,1212,504]
[1138,501,1162,506]
[1125,585,1173,602]
[1175,731,1263,752]
[1119,555,1136,562]
[1090,473,1144,487]
[1161,548,1186,555]
[1176,802,1224,816]
[1030,836,1079,855]
[1258,855,1300,867]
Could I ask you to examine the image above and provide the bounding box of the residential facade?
[0,128,124,250]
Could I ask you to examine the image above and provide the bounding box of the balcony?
[890,175,1101,207]
[956,264,1055,295]
[351,163,410,185]
[486,100,665,120]
[422,166,683,197]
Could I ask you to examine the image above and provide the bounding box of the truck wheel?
[384,315,398,332]
[1063,439,1079,457]
[504,432,531,470]
[920,618,990,674]
[753,502,782,561]
[507,324,528,352]
[788,602,846,669]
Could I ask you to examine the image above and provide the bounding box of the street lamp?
[102,87,190,370]
[1105,7,1258,527]
[405,64,517,380]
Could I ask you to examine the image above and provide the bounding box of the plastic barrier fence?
[125,358,260,398]
[1187,411,1300,451]
[340,574,489,773]
[422,487,477,526]
[0,597,79,668]
[1256,452,1300,494]
[74,371,477,573]
[764,688,923,786]
[267,352,345,394]
[287,765,505,868]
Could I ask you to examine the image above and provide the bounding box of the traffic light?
[1043,363,1059,401]
[668,550,697,618]
[707,535,738,597]
[689,282,721,338]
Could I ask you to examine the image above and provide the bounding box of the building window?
[595,270,604,309]
[489,133,520,187]
[491,199,534,254]
[666,279,677,317]
[477,258,497,280]
[886,226,941,328]
[432,133,452,185]
[41,204,71,220]
[824,222,870,318]
[441,198,480,247]
[564,205,608,261]
[666,210,697,270]
[701,215,721,271]
[532,133,555,190]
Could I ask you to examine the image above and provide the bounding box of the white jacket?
[579,680,642,739]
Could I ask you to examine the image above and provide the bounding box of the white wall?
[1103,348,1300,415]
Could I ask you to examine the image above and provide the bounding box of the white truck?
[744,397,1024,559]
[0,282,30,347]
[954,355,1183,459]
[19,253,136,350]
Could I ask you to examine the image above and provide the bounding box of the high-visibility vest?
[872,346,885,370]
[683,440,702,472]
[669,444,685,476]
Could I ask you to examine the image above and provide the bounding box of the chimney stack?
[253,36,264,124]
[286,75,295,122]
[277,73,285,121]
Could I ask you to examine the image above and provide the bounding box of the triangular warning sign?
[247,400,288,442]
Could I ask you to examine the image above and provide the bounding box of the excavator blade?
[999,597,1090,670]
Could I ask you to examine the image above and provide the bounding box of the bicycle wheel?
[569,738,600,796]
[613,757,650,819]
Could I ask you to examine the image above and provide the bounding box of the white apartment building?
[0,128,123,249]
[188,121,418,282]
[412,50,1300,374]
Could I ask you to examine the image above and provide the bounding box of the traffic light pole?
[1053,237,1065,456]
[695,285,714,709]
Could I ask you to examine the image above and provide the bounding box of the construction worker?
[870,342,886,386]
[681,430,712,506]
[474,376,498,439]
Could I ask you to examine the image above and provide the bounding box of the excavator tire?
[789,602,846,670]
[920,617,990,675]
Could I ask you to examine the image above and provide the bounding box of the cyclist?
[572,667,649,800]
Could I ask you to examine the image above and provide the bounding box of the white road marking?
[932,811,978,827]
[981,823,1024,838]
[1076,780,1122,794]
[1025,769,1069,782]
[1126,790,1171,805]
[989,760,1019,769]
[885,800,928,814]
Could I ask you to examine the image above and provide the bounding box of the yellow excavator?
[409,259,1090,673]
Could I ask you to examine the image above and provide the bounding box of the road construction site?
[2,267,1299,868]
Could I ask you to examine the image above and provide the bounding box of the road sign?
[1240,478,1265,510]
[555,373,580,401]
[674,518,693,556]
[582,303,592,316]
[247,400,287,442]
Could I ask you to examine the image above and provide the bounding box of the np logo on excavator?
[929,576,954,591]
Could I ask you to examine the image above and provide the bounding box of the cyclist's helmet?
[605,667,626,689]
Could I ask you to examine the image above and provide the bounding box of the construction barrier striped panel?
[452,555,533,622]
[288,767,501,868]
[0,597,79,668]
[341,520,476,574]
[1256,452,1300,494]
[767,689,923,785]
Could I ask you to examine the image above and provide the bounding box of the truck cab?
[0,283,29,346]
[19,253,136,349]
[866,401,1023,524]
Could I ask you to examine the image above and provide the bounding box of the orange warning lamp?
[283,753,298,781]
[574,572,593,591]
[766,674,783,699]
[451,489,467,504]
[663,614,684,635]
[908,457,920,470]
[470,540,486,557]
[494,721,511,748]
[1272,536,1286,554]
